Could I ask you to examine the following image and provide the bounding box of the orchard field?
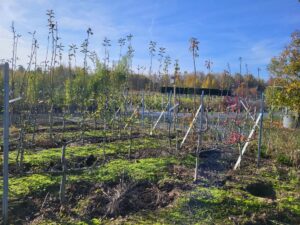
[0,5,300,225]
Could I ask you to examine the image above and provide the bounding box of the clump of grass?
[0,174,59,198]
[5,137,167,171]
[71,157,178,183]
[0,156,180,200]
[276,153,293,166]
[263,121,300,167]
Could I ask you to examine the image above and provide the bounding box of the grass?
[263,119,300,166]
[0,154,193,200]
[0,174,59,198]
[1,114,299,224]
[12,151,298,224]
[0,135,176,202]
[117,187,271,225]
[116,167,299,225]
[3,136,167,170]
[69,157,178,183]
[23,129,117,145]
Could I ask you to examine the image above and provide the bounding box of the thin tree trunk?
[129,124,132,159]
[49,104,54,141]
[103,117,107,161]
[60,143,67,204]
[16,127,25,173]
[62,111,66,131]
[32,107,37,143]
[81,112,85,145]
[194,92,204,182]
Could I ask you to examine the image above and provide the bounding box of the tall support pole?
[257,92,264,167]
[167,93,171,122]
[162,93,165,125]
[167,92,172,148]
[194,91,204,182]
[3,62,10,224]
[167,92,172,120]
[142,91,145,128]
[173,81,177,131]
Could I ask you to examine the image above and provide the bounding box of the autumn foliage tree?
[266,31,300,117]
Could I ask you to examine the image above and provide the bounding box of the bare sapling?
[16,30,38,172]
[80,27,93,144]
[118,37,126,62]
[30,34,39,143]
[189,37,199,114]
[173,59,180,131]
[148,41,156,91]
[10,22,21,120]
[158,47,166,90]
[46,10,59,142]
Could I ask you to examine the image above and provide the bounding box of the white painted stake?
[149,100,175,135]
[150,110,165,135]
[9,96,22,104]
[110,107,121,123]
[240,100,255,122]
[149,103,178,135]
[180,104,202,148]
[169,103,179,112]
[233,113,262,170]
[110,97,132,123]
[124,106,139,130]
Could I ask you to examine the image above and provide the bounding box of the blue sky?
[0,0,299,79]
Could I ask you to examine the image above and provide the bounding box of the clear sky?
[0,0,299,79]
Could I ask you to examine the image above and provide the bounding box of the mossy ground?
[4,136,164,170]
[1,120,299,224]
[29,158,299,225]
[105,158,299,225]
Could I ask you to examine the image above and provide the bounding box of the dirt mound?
[103,181,171,217]
[197,148,239,187]
[28,178,187,223]
[72,179,182,219]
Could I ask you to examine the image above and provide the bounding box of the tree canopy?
[266,31,300,114]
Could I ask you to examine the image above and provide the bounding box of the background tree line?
[0,62,267,111]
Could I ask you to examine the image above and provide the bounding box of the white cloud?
[59,17,89,31]
[0,0,27,23]
[250,42,273,64]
